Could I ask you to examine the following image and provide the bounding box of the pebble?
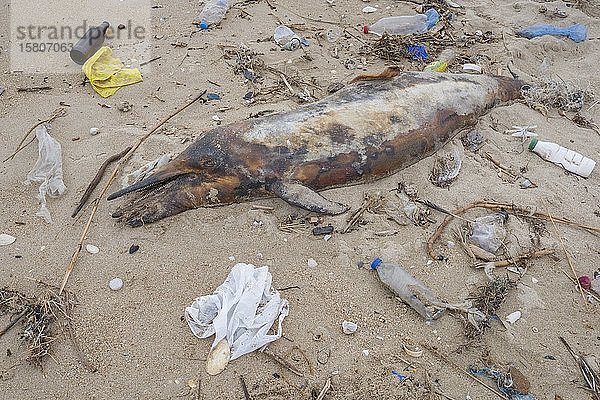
[129,244,139,254]
[86,244,99,254]
[109,278,124,291]
[207,92,221,101]
[506,310,521,324]
[90,127,100,136]
[323,234,332,242]
[362,6,377,13]
[117,101,133,112]
[0,233,16,246]
[307,258,318,268]
[342,320,358,334]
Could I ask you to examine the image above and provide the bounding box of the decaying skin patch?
[110,72,524,226]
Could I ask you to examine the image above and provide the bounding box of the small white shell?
[86,244,99,254]
[307,258,318,268]
[403,341,424,357]
[362,6,377,13]
[90,127,100,136]
[206,338,231,375]
[342,320,358,334]
[506,310,522,324]
[109,278,124,291]
[0,234,16,246]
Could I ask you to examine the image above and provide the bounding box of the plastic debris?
[506,310,522,324]
[89,127,99,136]
[86,244,99,254]
[199,0,234,29]
[463,63,482,73]
[371,258,485,324]
[470,366,536,399]
[70,21,110,64]
[25,124,66,224]
[185,263,289,372]
[109,278,124,291]
[406,44,428,61]
[402,338,423,357]
[505,125,537,138]
[517,23,587,43]
[529,138,596,178]
[121,154,172,189]
[342,321,358,334]
[83,47,143,98]
[424,49,455,72]
[0,234,16,246]
[578,275,591,290]
[391,370,407,382]
[592,277,600,296]
[362,6,377,13]
[273,25,310,51]
[364,8,439,36]
[430,147,462,187]
[307,258,318,268]
[207,92,221,101]
[519,179,537,189]
[469,213,507,254]
[313,225,334,236]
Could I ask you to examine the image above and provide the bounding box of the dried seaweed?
[464,277,516,341]
[521,78,594,114]
[0,287,75,367]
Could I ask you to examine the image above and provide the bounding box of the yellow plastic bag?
[83,47,143,98]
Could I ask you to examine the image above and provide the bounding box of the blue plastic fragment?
[199,20,208,30]
[517,23,587,43]
[391,370,407,382]
[424,8,440,30]
[370,258,382,270]
[406,44,428,61]
[207,92,221,101]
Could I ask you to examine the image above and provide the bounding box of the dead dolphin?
[108,71,523,226]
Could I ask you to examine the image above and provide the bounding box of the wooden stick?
[262,347,304,377]
[0,309,29,337]
[239,375,252,400]
[475,249,556,268]
[59,91,206,294]
[72,146,132,218]
[315,378,331,400]
[3,107,67,162]
[548,212,586,302]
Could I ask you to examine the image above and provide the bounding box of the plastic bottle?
[364,8,439,36]
[424,49,455,72]
[273,25,309,50]
[199,0,234,30]
[528,138,596,178]
[517,23,587,43]
[70,21,110,65]
[370,258,443,321]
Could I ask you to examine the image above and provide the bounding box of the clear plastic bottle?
[370,258,443,321]
[424,49,455,72]
[273,25,309,51]
[199,0,234,29]
[528,138,596,178]
[364,8,439,36]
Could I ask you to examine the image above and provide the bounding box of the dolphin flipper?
[269,181,349,215]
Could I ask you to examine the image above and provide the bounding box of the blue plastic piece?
[391,370,407,382]
[370,258,382,270]
[199,20,209,30]
[207,92,221,100]
[406,44,428,61]
[517,23,587,43]
[424,8,440,30]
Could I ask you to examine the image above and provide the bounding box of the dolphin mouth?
[107,170,187,200]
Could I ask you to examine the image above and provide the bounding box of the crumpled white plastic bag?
[25,124,66,223]
[185,263,289,360]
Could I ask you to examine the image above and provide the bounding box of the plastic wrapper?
[25,124,66,223]
[185,263,289,361]
[469,214,507,253]
[517,23,587,43]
